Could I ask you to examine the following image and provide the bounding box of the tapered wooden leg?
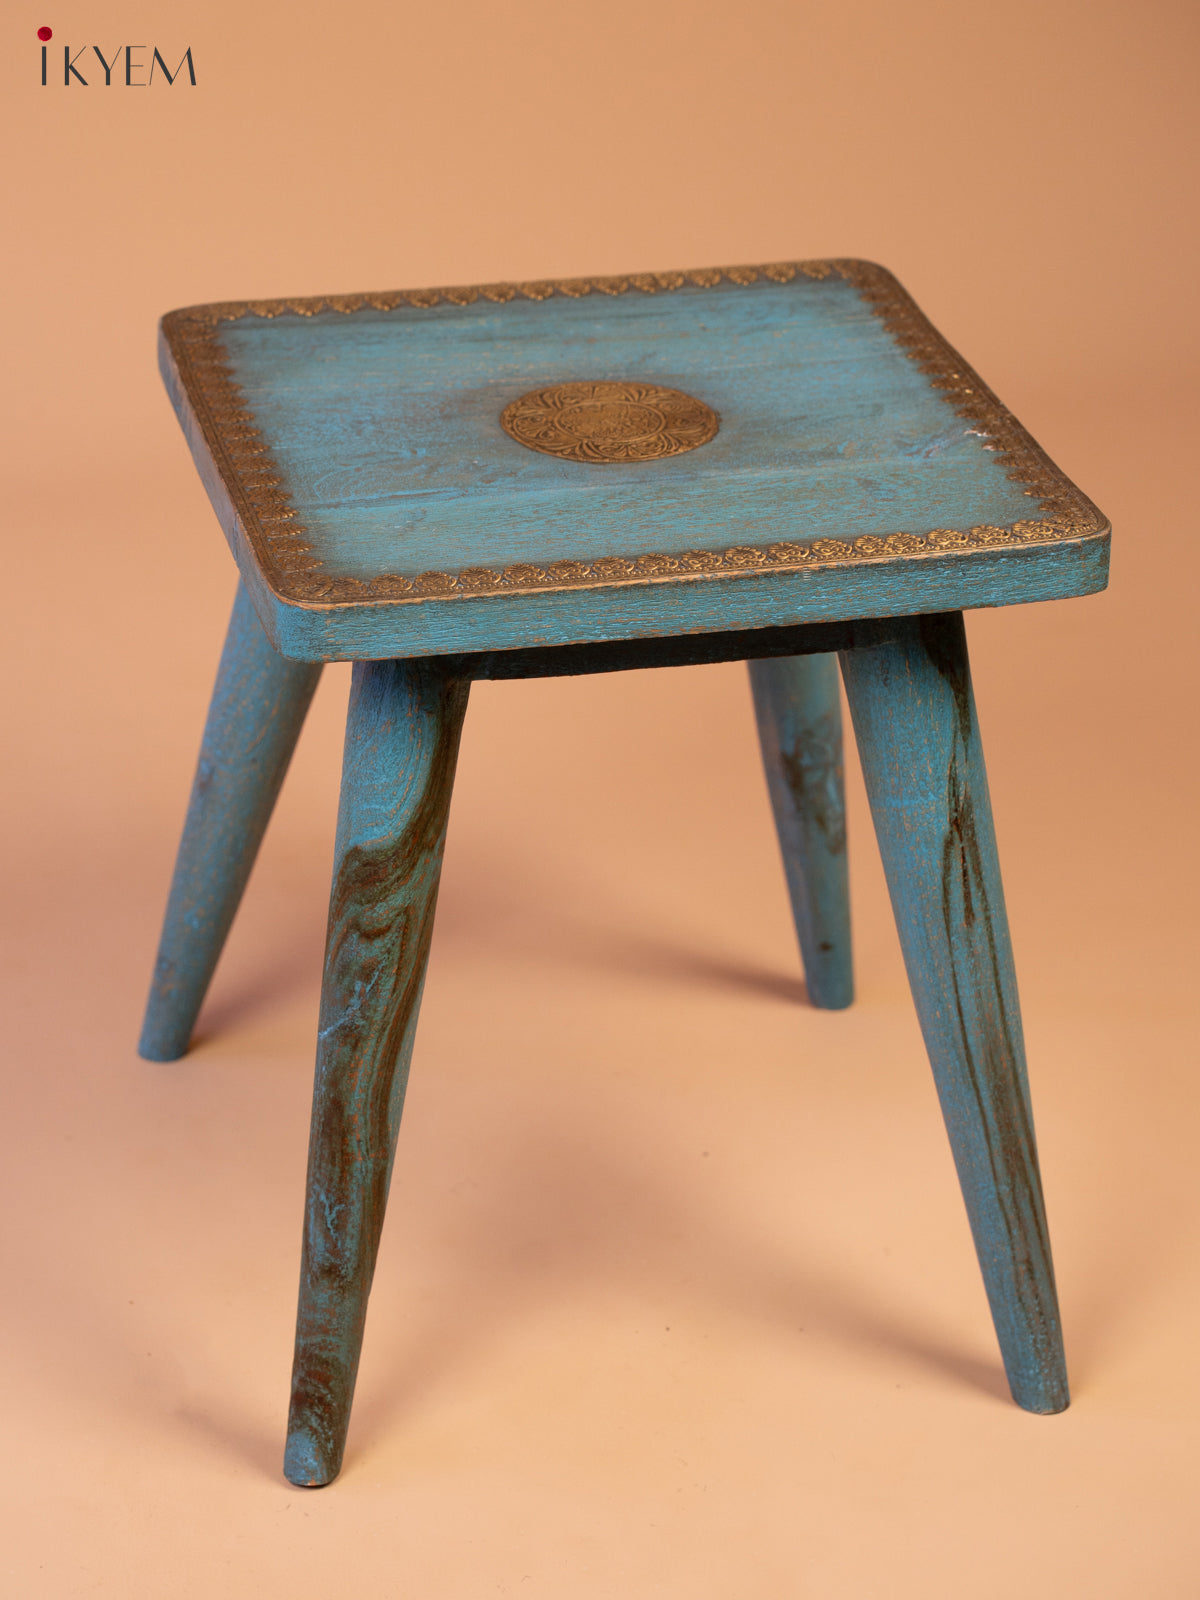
[284,657,470,1488]
[839,613,1067,1414]
[749,654,853,1009]
[139,583,322,1062]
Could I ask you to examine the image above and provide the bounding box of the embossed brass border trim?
[160,259,1108,608]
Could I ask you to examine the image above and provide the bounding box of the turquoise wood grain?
[156,267,1110,665]
[838,613,1067,1414]
[285,657,470,1488]
[254,536,1108,662]
[146,262,1102,1483]
[139,582,321,1062]
[218,283,1039,578]
[749,654,852,1009]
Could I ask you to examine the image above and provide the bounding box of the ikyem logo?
[37,25,196,86]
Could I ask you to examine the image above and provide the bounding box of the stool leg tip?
[137,1020,192,1062]
[1013,1380,1071,1416]
[807,978,854,1011]
[284,1423,340,1488]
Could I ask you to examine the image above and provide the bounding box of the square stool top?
[160,259,1108,661]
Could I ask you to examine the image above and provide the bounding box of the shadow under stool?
[139,258,1110,1486]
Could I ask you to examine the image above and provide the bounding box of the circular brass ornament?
[500,380,719,464]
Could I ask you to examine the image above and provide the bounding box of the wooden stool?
[139,259,1109,1487]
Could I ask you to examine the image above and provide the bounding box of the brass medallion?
[500,380,719,464]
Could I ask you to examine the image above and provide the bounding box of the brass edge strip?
[161,260,1107,608]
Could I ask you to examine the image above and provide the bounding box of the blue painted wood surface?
[749,653,852,1008]
[251,538,1108,662]
[141,613,858,1068]
[144,262,1100,1484]
[839,612,1068,1414]
[217,284,1041,578]
[285,657,470,1488]
[158,264,1110,662]
[139,582,321,1061]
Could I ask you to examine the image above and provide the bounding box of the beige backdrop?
[2,2,1198,1594]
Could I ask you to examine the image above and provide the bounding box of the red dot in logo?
[37,26,53,41]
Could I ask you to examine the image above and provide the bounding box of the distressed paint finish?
[285,657,470,1488]
[839,612,1068,1414]
[157,262,1110,664]
[141,260,1107,1485]
[213,281,1044,575]
[139,581,321,1061]
[143,616,851,1065]
[247,522,1108,663]
[749,653,852,1009]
